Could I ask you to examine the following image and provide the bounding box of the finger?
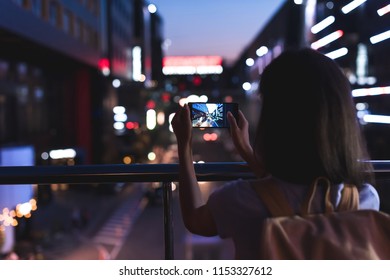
[227,111,238,130]
[177,104,189,125]
[171,109,180,125]
[171,106,184,126]
[237,110,246,122]
[237,110,248,128]
[183,103,190,117]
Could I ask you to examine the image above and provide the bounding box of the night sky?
[150,0,286,66]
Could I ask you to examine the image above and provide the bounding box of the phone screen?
[189,102,238,128]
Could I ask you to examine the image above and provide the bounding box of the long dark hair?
[255,48,373,187]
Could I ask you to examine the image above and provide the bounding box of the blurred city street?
[16,134,239,260]
[24,181,234,260]
[1,0,389,261]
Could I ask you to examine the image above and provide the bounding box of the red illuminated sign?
[163,56,222,67]
[98,58,110,70]
[162,56,224,75]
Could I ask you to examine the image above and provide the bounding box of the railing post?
[162,181,174,260]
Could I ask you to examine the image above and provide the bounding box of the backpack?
[252,177,390,259]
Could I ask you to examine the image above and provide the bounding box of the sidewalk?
[13,183,147,260]
[12,181,235,260]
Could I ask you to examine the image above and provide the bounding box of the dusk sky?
[151,0,286,66]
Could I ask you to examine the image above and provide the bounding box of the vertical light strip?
[341,0,367,14]
[132,46,142,81]
[146,109,157,130]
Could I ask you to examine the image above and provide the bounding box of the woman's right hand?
[228,110,267,178]
[227,110,253,162]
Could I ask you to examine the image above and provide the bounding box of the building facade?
[0,0,164,165]
[0,0,164,255]
[229,0,390,159]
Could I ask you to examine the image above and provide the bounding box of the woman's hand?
[227,110,253,162]
[171,104,192,148]
[171,104,218,236]
[228,110,267,178]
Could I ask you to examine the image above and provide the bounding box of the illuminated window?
[91,30,99,49]
[84,25,90,45]
[12,0,24,7]
[0,60,9,80]
[63,10,71,34]
[49,1,59,27]
[74,18,82,40]
[87,0,99,15]
[31,0,42,17]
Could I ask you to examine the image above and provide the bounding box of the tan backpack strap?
[301,177,334,215]
[337,184,359,211]
[251,179,295,217]
[301,178,359,214]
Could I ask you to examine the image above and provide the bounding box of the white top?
[207,177,380,259]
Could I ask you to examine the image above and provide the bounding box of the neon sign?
[162,56,223,75]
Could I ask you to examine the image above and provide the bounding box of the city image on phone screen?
[189,102,238,128]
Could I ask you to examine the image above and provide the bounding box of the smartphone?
[188,102,238,128]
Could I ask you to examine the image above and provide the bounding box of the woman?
[171,48,380,259]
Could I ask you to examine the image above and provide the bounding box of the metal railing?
[1,160,389,259]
